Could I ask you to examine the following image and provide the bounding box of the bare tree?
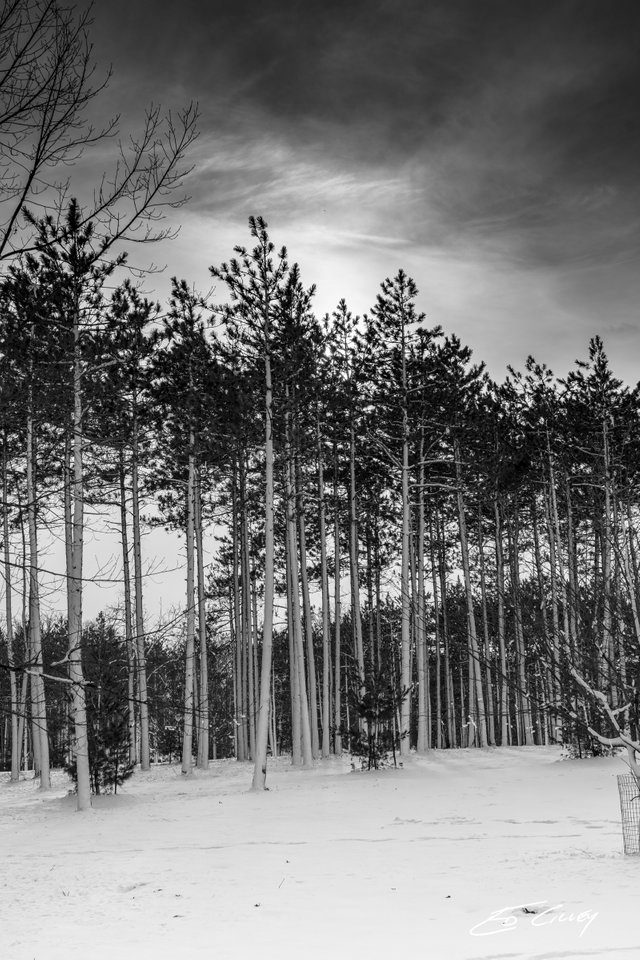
[568,668,640,783]
[0,0,113,258]
[20,96,197,809]
[0,1,199,263]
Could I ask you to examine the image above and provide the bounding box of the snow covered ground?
[1,746,638,960]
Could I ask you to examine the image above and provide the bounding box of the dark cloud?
[93,2,640,130]
[90,0,640,253]
[80,0,640,377]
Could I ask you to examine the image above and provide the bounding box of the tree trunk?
[131,417,150,770]
[16,529,29,774]
[286,408,313,767]
[297,477,320,758]
[547,450,576,735]
[415,434,428,751]
[118,450,137,764]
[531,492,552,743]
[454,438,487,747]
[242,503,255,761]
[349,424,365,688]
[195,470,209,768]
[252,339,276,789]
[543,479,561,721]
[477,505,496,746]
[333,449,342,755]
[287,543,302,765]
[622,502,640,648]
[68,324,90,810]
[429,520,443,749]
[601,419,615,704]
[231,466,246,761]
[3,440,20,781]
[269,664,278,759]
[181,441,196,775]
[438,524,456,747]
[399,407,412,756]
[25,382,50,788]
[494,497,510,745]
[508,501,534,745]
[318,419,331,758]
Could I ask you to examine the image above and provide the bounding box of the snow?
[1,746,638,960]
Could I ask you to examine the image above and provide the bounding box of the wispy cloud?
[84,0,640,384]
[187,129,425,243]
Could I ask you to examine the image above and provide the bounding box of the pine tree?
[66,616,134,795]
[150,279,232,774]
[93,280,160,770]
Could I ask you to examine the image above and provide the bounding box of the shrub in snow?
[66,685,134,795]
[350,671,408,770]
[66,615,134,795]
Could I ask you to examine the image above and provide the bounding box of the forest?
[2,0,640,814]
[2,208,640,809]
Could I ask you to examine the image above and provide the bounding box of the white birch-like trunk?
[333,465,342,755]
[622,504,640,647]
[131,421,150,770]
[429,526,443,749]
[509,505,534,745]
[454,438,487,747]
[415,436,428,752]
[3,442,20,781]
[438,529,457,748]
[195,472,209,768]
[68,329,91,810]
[565,481,579,662]
[285,409,313,767]
[252,344,275,789]
[348,425,365,686]
[477,508,496,746]
[298,500,320,758]
[547,451,578,732]
[231,471,246,761]
[549,463,572,655]
[399,408,412,755]
[601,420,615,705]
[242,505,255,760]
[181,442,196,775]
[543,480,561,715]
[269,664,278,758]
[26,383,50,788]
[287,549,302,766]
[118,451,138,764]
[318,423,331,758]
[531,494,552,743]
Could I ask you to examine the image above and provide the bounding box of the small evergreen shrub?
[66,616,134,795]
[350,672,409,770]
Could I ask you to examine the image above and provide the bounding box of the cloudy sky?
[82,0,640,383]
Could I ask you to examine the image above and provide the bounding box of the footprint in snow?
[119,881,150,893]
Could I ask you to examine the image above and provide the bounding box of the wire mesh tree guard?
[617,774,640,855]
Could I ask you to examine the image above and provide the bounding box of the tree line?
[2,211,640,806]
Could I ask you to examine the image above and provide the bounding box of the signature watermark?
[470,901,598,938]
